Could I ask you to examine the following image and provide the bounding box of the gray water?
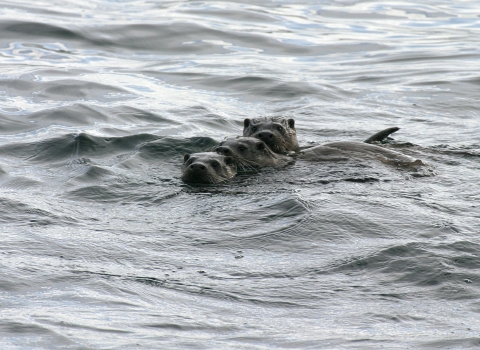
[1,0,480,349]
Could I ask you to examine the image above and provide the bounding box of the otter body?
[243,117,398,154]
[181,152,236,184]
[243,117,300,154]
[181,124,425,183]
[299,141,423,165]
[215,138,423,170]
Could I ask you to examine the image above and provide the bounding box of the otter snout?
[216,146,231,156]
[188,163,207,171]
[257,131,274,140]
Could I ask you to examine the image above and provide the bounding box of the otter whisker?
[236,159,259,173]
[206,145,219,152]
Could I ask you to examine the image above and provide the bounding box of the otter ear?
[256,142,265,151]
[288,118,295,129]
[183,154,191,163]
[225,156,235,166]
[244,118,251,128]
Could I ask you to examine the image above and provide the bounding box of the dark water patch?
[164,105,242,134]
[433,144,480,159]
[0,103,181,135]
[0,176,43,190]
[439,240,480,255]
[138,136,219,161]
[0,321,51,335]
[317,9,404,20]
[91,23,234,54]
[0,21,84,42]
[63,174,181,204]
[9,19,389,57]
[0,132,159,163]
[344,176,380,183]
[0,113,30,134]
[93,22,384,56]
[0,197,77,226]
[244,81,321,99]
[375,52,480,66]
[143,322,237,332]
[66,164,116,184]
[66,183,143,203]
[327,241,480,297]
[131,276,302,308]
[0,319,77,349]
[28,104,110,128]
[34,79,130,102]
[190,194,312,248]
[422,338,480,349]
[185,74,335,100]
[156,70,364,103]
[188,113,240,132]
[0,79,35,95]
[105,105,180,126]
[77,269,303,308]
[462,76,480,86]
[180,5,278,24]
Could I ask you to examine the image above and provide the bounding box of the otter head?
[243,116,299,154]
[181,152,237,184]
[216,136,293,170]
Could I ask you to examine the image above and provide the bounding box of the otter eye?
[211,161,220,168]
[251,126,257,132]
[238,145,247,152]
[277,125,284,132]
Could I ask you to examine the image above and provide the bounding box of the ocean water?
[1,0,480,348]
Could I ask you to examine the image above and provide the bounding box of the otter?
[216,137,424,170]
[181,152,237,184]
[243,117,400,154]
[243,117,300,154]
[216,136,293,170]
[299,141,423,166]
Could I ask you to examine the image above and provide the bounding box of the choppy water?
[1,0,480,348]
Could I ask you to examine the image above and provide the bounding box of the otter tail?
[364,127,400,144]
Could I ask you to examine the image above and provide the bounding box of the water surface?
[1,0,480,348]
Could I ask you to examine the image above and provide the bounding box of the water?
[1,0,480,348]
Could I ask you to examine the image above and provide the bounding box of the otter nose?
[216,146,230,155]
[189,163,206,171]
[258,131,273,140]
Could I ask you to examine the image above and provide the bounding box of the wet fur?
[243,116,300,153]
[300,141,422,165]
[217,136,293,170]
[364,127,400,144]
[181,152,237,184]
[216,138,428,172]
